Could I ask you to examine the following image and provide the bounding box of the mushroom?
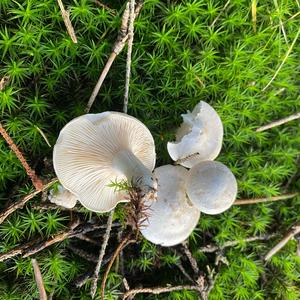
[140,165,200,246]
[48,184,77,209]
[186,161,237,215]
[53,112,156,212]
[167,101,223,168]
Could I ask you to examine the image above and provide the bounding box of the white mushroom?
[140,165,200,246]
[186,161,237,215]
[167,101,223,168]
[48,184,77,209]
[53,112,156,213]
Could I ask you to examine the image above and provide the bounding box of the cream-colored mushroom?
[186,161,237,215]
[167,101,223,168]
[53,112,156,213]
[140,165,200,246]
[48,184,77,209]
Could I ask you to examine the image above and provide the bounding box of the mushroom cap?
[186,161,237,215]
[167,101,223,168]
[49,184,77,209]
[53,112,156,212]
[140,165,200,247]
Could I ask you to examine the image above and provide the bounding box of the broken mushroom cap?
[48,184,77,209]
[167,101,223,168]
[186,161,237,215]
[140,165,200,247]
[53,112,156,213]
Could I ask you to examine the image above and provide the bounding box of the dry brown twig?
[0,178,58,225]
[32,258,48,300]
[181,242,200,275]
[256,112,300,132]
[93,0,116,14]
[264,221,300,260]
[56,0,77,43]
[0,122,44,190]
[234,192,298,205]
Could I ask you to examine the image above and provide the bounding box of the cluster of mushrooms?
[50,101,238,247]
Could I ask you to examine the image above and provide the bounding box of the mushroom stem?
[112,149,156,198]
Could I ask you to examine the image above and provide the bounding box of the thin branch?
[0,220,113,262]
[262,27,300,91]
[90,210,114,299]
[68,245,99,263]
[181,242,200,275]
[176,261,194,283]
[256,112,300,132]
[101,236,136,300]
[93,0,116,15]
[234,192,298,205]
[122,285,203,299]
[85,1,143,112]
[32,259,47,300]
[0,122,44,190]
[0,178,58,225]
[209,0,230,28]
[56,0,77,43]
[175,152,200,165]
[198,233,278,253]
[264,221,300,260]
[123,0,135,113]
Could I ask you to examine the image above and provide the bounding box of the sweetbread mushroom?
[48,184,77,209]
[167,101,223,168]
[53,112,156,212]
[186,161,237,215]
[141,165,200,246]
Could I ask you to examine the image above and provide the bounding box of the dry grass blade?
[262,27,300,91]
[273,0,289,45]
[210,0,230,28]
[32,259,47,300]
[256,112,300,132]
[56,0,78,43]
[252,0,257,32]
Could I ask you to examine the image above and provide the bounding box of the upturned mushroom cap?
[167,101,223,168]
[186,161,237,215]
[141,165,200,246]
[53,112,156,212]
[48,184,77,209]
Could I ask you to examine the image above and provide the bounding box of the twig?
[93,0,116,15]
[176,261,194,283]
[0,220,111,261]
[31,202,82,213]
[209,0,231,28]
[122,285,203,299]
[262,27,300,91]
[101,235,136,300]
[76,234,99,245]
[123,0,135,113]
[74,270,94,288]
[198,233,278,253]
[68,245,98,263]
[32,259,47,300]
[256,112,300,132]
[56,0,77,43]
[181,242,199,275]
[264,221,300,260]
[0,122,44,190]
[0,178,58,225]
[90,210,114,299]
[174,152,200,165]
[234,192,298,205]
[85,1,143,112]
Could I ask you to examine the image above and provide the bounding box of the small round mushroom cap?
[186,161,237,215]
[167,101,223,168]
[141,165,200,247]
[53,112,156,213]
[49,184,77,209]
